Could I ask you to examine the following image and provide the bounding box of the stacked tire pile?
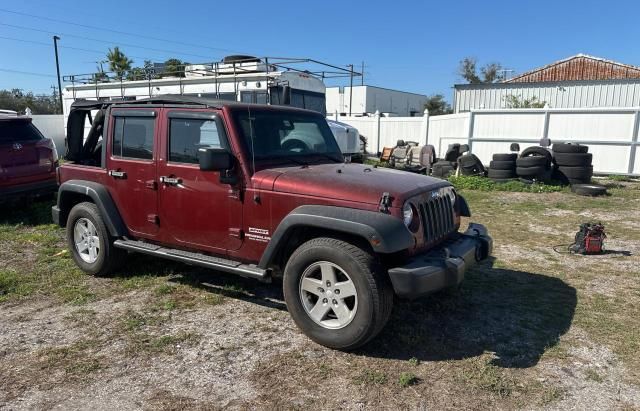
[515,147,553,183]
[487,153,517,182]
[552,143,593,185]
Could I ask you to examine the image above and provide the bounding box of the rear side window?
[0,121,44,143]
[112,117,155,160]
[169,118,222,164]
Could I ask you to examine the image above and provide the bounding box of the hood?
[253,163,450,206]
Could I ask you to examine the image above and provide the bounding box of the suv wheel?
[283,237,393,350]
[67,202,124,276]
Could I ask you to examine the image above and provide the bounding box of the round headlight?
[402,202,414,227]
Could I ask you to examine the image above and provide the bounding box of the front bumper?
[0,178,58,203]
[388,223,492,299]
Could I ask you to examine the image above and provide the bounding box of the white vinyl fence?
[328,111,429,154]
[31,114,65,154]
[335,107,640,176]
[29,108,640,175]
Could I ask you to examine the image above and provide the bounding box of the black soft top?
[65,95,321,161]
[69,95,319,115]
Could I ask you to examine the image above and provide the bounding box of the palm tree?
[106,47,133,79]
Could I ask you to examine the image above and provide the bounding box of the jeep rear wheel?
[283,237,393,350]
[67,202,125,276]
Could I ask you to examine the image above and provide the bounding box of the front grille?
[418,193,455,243]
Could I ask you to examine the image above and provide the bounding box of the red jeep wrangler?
[53,96,492,349]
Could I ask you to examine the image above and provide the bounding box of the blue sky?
[0,0,639,103]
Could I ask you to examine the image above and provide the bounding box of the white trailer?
[62,56,363,155]
[62,56,361,120]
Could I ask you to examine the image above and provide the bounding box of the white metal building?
[326,85,428,117]
[454,54,640,113]
[454,79,640,113]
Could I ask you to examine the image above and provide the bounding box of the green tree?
[162,58,186,78]
[459,57,505,83]
[106,47,133,79]
[0,89,60,114]
[504,94,546,108]
[126,60,159,81]
[424,94,452,115]
[92,63,109,83]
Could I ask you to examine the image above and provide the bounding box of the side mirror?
[282,85,291,105]
[199,147,233,171]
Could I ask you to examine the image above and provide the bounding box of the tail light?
[37,139,58,171]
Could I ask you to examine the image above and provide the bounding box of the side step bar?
[114,239,270,282]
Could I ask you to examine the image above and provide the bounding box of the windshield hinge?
[379,192,392,213]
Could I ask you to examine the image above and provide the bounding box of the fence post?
[467,111,475,152]
[420,108,429,145]
[375,110,381,155]
[629,109,640,174]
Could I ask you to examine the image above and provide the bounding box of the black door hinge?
[379,192,392,213]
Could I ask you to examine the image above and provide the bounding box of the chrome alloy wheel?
[73,218,100,264]
[299,261,358,329]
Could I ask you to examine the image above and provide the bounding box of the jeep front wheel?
[283,237,393,350]
[67,202,124,276]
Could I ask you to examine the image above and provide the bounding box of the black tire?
[557,165,593,179]
[520,146,553,163]
[553,152,593,166]
[489,160,516,170]
[66,202,125,276]
[568,177,593,185]
[519,177,534,184]
[516,156,550,168]
[553,143,588,154]
[516,166,547,177]
[492,153,518,162]
[283,237,393,350]
[488,168,516,179]
[571,184,607,196]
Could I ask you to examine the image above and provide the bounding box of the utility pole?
[361,61,364,86]
[348,64,354,116]
[52,36,63,113]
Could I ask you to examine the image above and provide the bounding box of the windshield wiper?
[311,153,344,163]
[261,155,309,166]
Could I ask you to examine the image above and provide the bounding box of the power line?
[0,34,156,61]
[0,22,215,60]
[0,7,242,55]
[0,67,56,77]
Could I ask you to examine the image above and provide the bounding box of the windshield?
[232,109,343,166]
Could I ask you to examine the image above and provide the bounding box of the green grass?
[584,368,605,383]
[606,174,636,182]
[353,369,388,385]
[448,175,567,193]
[457,357,516,398]
[398,372,419,387]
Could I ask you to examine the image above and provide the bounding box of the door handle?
[109,170,127,179]
[160,176,182,186]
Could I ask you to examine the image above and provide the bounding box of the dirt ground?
[1,178,639,410]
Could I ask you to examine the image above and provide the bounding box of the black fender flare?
[258,205,414,269]
[56,180,128,237]
[456,193,471,217]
